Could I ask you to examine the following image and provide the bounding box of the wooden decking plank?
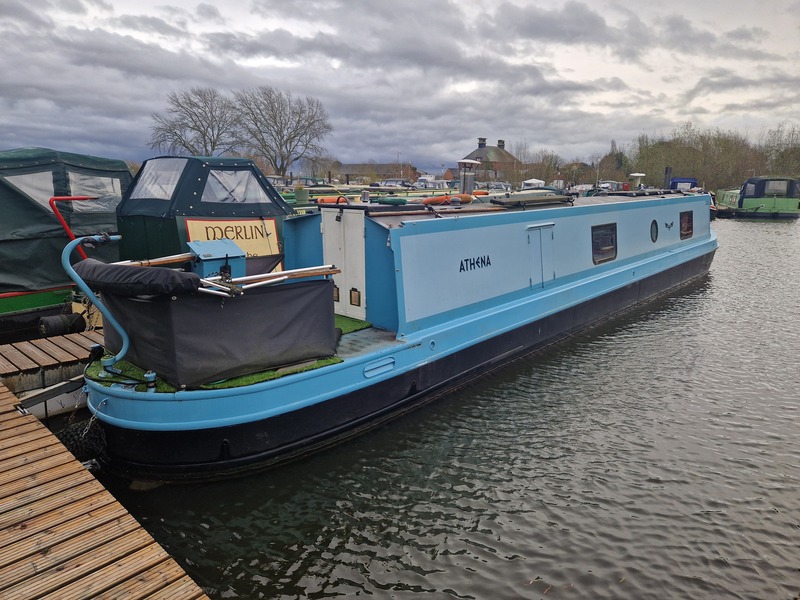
[144,575,209,599]
[0,392,22,414]
[0,437,67,474]
[2,531,158,600]
[81,329,105,344]
[0,344,39,371]
[92,561,186,600]
[0,385,17,401]
[0,351,19,376]
[45,334,92,359]
[0,417,47,439]
[64,331,102,352]
[43,552,178,600]
[0,479,100,530]
[0,428,57,459]
[0,467,94,514]
[0,381,208,599]
[29,336,79,364]
[11,340,60,368]
[0,502,130,569]
[0,513,143,591]
[0,456,83,497]
[0,490,115,548]
[0,411,42,434]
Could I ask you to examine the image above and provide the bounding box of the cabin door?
[526,222,555,288]
[322,208,367,320]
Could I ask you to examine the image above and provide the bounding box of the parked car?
[379,179,413,188]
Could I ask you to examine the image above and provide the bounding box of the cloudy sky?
[2,0,799,173]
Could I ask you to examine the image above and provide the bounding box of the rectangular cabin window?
[680,211,693,240]
[764,179,788,196]
[591,223,617,265]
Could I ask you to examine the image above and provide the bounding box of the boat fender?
[39,313,87,337]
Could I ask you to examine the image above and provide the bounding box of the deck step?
[0,330,104,394]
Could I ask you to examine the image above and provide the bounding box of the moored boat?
[67,186,717,481]
[716,176,800,219]
[0,147,133,342]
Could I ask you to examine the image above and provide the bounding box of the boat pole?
[61,235,129,367]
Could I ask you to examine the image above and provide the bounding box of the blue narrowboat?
[66,184,717,481]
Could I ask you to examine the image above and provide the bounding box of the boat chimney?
[630,173,646,189]
[458,159,480,195]
[477,137,486,149]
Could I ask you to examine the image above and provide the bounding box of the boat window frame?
[129,157,188,201]
[201,168,274,205]
[680,211,693,240]
[764,179,788,197]
[591,222,617,265]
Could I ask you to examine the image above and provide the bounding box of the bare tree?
[149,87,241,156]
[532,148,564,183]
[234,86,333,177]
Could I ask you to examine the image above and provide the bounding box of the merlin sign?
[185,218,281,257]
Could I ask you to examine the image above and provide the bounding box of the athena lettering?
[459,255,492,272]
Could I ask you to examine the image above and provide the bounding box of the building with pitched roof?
[461,138,519,180]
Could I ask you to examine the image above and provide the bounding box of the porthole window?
[592,223,617,264]
[650,219,658,243]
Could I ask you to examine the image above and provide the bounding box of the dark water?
[102,220,800,600]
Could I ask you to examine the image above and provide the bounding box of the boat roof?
[312,189,698,230]
[741,176,800,199]
[0,146,131,173]
[117,155,295,218]
[0,146,132,233]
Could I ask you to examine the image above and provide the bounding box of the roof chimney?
[497,139,505,149]
[477,137,486,149]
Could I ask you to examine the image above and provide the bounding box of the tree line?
[150,87,800,191]
[514,122,800,192]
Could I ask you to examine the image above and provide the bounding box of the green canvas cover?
[0,147,132,294]
[116,156,295,260]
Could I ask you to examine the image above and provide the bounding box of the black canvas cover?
[0,147,132,293]
[74,259,201,296]
[102,279,337,388]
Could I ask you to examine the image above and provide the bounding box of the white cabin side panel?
[398,222,531,322]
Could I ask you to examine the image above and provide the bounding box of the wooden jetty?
[0,381,210,599]
[0,330,104,395]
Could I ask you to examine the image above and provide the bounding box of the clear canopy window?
[68,171,125,212]
[129,157,188,201]
[3,171,55,210]
[202,170,273,204]
[764,179,789,196]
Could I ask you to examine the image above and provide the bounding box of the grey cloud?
[1,1,798,171]
[115,14,189,37]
